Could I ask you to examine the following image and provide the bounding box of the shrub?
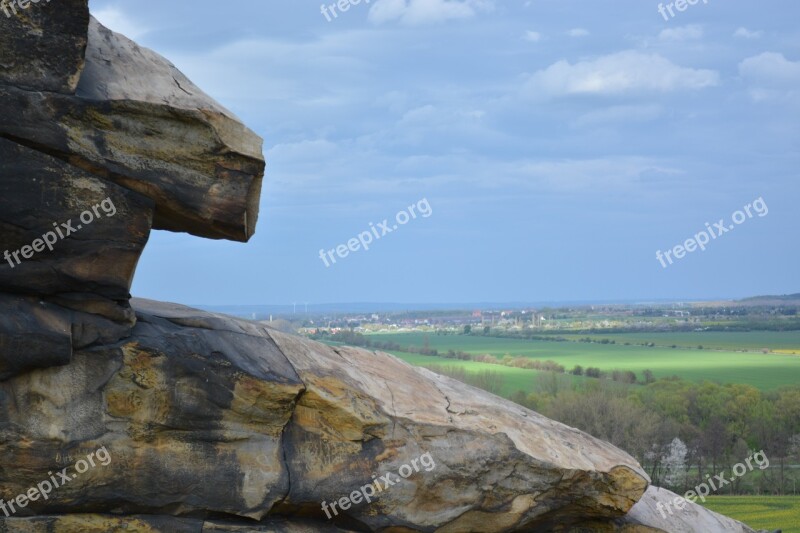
[585,367,602,378]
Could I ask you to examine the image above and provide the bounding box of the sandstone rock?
[0,0,89,93]
[0,136,154,301]
[0,136,153,378]
[0,18,265,242]
[612,486,760,533]
[0,300,649,532]
[0,4,265,381]
[0,295,71,380]
[0,515,355,532]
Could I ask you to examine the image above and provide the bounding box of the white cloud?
[524,30,542,42]
[573,104,664,127]
[739,52,800,102]
[91,7,150,40]
[658,24,703,42]
[495,157,681,193]
[398,104,486,127]
[567,28,589,38]
[368,0,493,26]
[525,51,719,97]
[734,27,762,39]
[740,52,800,83]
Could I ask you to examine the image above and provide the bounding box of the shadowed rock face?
[0,515,355,532]
[0,1,771,532]
[0,137,154,300]
[1,18,264,242]
[0,0,89,93]
[0,2,264,379]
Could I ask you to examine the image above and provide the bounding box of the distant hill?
[737,293,800,306]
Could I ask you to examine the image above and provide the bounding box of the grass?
[701,496,800,533]
[366,332,800,391]
[558,331,800,353]
[384,350,573,396]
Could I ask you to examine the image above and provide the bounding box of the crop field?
[557,331,800,353]
[386,350,568,395]
[701,496,800,533]
[366,332,800,391]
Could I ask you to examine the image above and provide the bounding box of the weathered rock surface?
[0,18,264,242]
[610,486,761,533]
[0,134,153,377]
[0,0,89,93]
[0,300,648,531]
[0,2,264,380]
[0,294,132,381]
[0,301,766,531]
[0,0,770,531]
[0,515,354,532]
[0,136,154,299]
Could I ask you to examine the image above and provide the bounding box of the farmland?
[558,330,800,353]
[383,350,561,395]
[701,496,800,533]
[366,332,800,391]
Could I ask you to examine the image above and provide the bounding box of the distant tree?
[536,371,570,397]
[571,365,584,376]
[508,390,528,407]
[469,370,504,395]
[543,382,674,470]
[424,365,468,382]
[699,417,728,482]
[463,325,472,334]
[662,437,688,489]
[642,369,656,384]
[483,326,491,334]
[585,367,602,378]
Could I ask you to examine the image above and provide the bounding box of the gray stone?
[0,0,89,93]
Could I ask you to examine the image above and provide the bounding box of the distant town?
[202,294,800,337]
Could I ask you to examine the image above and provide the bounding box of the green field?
[558,331,800,353]
[702,496,800,533]
[386,350,567,396]
[366,332,800,391]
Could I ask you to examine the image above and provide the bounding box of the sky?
[89,0,800,306]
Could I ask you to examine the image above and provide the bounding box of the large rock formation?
[0,2,770,532]
[0,5,264,380]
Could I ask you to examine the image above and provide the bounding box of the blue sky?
[89,0,799,306]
